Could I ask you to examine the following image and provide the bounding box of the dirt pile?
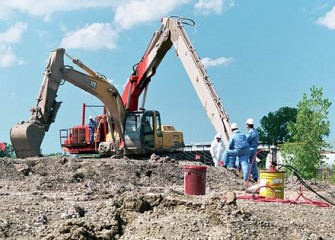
[0,156,334,239]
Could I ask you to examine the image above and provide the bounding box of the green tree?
[257,107,297,145]
[281,86,332,179]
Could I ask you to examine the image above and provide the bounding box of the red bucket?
[183,166,207,195]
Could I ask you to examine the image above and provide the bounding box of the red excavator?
[10,16,232,159]
[121,16,232,144]
[59,16,232,157]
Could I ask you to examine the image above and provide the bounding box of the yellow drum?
[259,170,285,199]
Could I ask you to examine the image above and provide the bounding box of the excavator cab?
[123,111,157,155]
[123,110,184,155]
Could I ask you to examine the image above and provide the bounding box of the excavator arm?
[10,48,125,158]
[122,16,232,146]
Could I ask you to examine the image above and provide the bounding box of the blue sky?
[1,0,335,154]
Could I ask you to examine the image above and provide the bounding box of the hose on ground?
[238,150,335,207]
[279,164,335,206]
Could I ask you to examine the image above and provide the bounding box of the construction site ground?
[0,156,334,240]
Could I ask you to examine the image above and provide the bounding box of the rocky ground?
[0,155,334,240]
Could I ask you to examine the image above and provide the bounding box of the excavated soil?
[0,156,334,240]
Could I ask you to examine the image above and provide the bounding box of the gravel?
[0,156,334,239]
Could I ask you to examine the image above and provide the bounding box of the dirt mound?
[0,156,334,239]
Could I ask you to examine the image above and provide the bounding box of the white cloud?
[0,0,192,26]
[0,0,122,19]
[0,22,28,44]
[0,23,27,68]
[0,46,25,68]
[201,56,233,68]
[0,5,13,20]
[316,6,335,30]
[194,0,234,15]
[59,0,191,51]
[0,0,193,51]
[61,23,118,50]
[113,0,191,30]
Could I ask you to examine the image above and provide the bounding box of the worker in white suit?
[210,133,225,167]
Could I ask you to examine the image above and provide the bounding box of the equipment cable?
[237,150,335,207]
[279,164,335,206]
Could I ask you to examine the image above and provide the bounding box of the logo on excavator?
[90,80,97,89]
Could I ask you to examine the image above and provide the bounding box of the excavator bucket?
[10,122,45,158]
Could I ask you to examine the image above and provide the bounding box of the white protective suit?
[210,133,225,167]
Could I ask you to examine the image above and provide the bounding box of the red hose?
[245,149,264,190]
[237,185,331,208]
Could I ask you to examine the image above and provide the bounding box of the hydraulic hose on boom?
[10,48,125,158]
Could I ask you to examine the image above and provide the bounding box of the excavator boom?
[122,16,232,146]
[167,17,232,145]
[10,49,64,158]
[10,48,125,158]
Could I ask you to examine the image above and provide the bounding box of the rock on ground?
[0,156,334,240]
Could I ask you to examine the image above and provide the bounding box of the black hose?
[280,164,335,206]
[169,16,195,26]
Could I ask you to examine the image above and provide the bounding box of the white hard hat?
[231,123,238,130]
[246,118,254,125]
[215,133,222,139]
[89,116,93,120]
